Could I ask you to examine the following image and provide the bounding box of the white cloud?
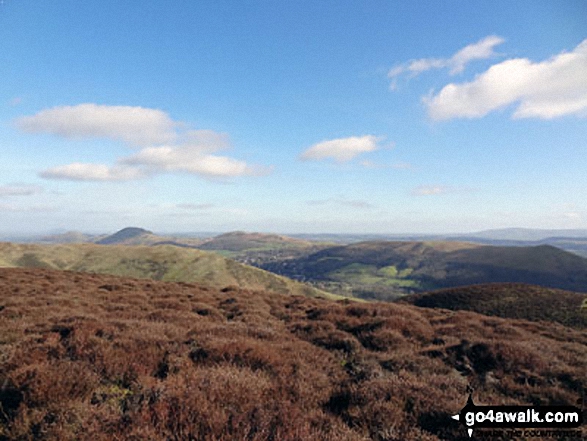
[307,198,374,209]
[411,185,448,196]
[15,103,177,146]
[0,184,43,197]
[448,35,506,75]
[300,135,381,162]
[20,104,271,182]
[180,130,231,153]
[425,39,587,120]
[122,145,269,178]
[40,163,145,181]
[389,35,505,88]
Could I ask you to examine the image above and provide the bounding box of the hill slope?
[96,227,203,247]
[400,283,587,329]
[0,268,584,440]
[198,231,314,252]
[261,241,587,300]
[96,227,154,245]
[0,242,337,299]
[196,231,331,266]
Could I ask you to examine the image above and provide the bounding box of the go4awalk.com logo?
[452,394,583,438]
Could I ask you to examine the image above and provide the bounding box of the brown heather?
[0,268,585,440]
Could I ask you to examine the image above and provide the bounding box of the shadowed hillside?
[400,283,587,329]
[0,268,585,440]
[261,241,587,300]
[95,227,203,247]
[0,242,337,300]
[96,227,155,245]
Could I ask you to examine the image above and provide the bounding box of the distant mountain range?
[21,227,587,300]
[292,228,587,257]
[27,227,587,258]
[460,227,587,241]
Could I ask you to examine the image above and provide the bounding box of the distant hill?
[95,227,203,247]
[464,227,587,242]
[293,229,587,258]
[261,240,587,300]
[39,231,100,244]
[0,242,338,299]
[196,231,332,266]
[400,283,587,329]
[198,231,315,252]
[1,267,584,440]
[96,227,154,245]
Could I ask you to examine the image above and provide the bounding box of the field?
[1,268,585,440]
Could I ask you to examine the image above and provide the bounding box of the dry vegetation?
[0,268,585,440]
[401,283,587,329]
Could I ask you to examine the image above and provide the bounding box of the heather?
[0,268,585,440]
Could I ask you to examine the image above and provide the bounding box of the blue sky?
[1,0,586,235]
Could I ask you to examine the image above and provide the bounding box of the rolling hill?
[96,227,203,247]
[0,242,338,300]
[261,240,587,300]
[0,267,584,440]
[39,231,100,244]
[195,231,332,266]
[400,283,587,329]
[198,231,314,252]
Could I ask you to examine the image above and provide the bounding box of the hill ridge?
[0,242,339,300]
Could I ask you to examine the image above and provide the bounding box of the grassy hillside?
[0,242,338,300]
[198,231,314,252]
[196,231,332,267]
[39,231,100,244]
[261,241,587,300]
[0,268,585,440]
[400,283,587,329]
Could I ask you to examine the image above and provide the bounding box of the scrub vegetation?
[1,268,585,440]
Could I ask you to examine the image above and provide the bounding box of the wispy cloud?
[176,203,215,210]
[18,104,271,181]
[40,163,145,181]
[0,184,43,197]
[563,211,582,220]
[300,135,381,162]
[389,35,505,89]
[307,198,374,209]
[411,185,449,196]
[424,39,587,120]
[0,203,58,212]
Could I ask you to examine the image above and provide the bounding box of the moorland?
[0,267,585,440]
